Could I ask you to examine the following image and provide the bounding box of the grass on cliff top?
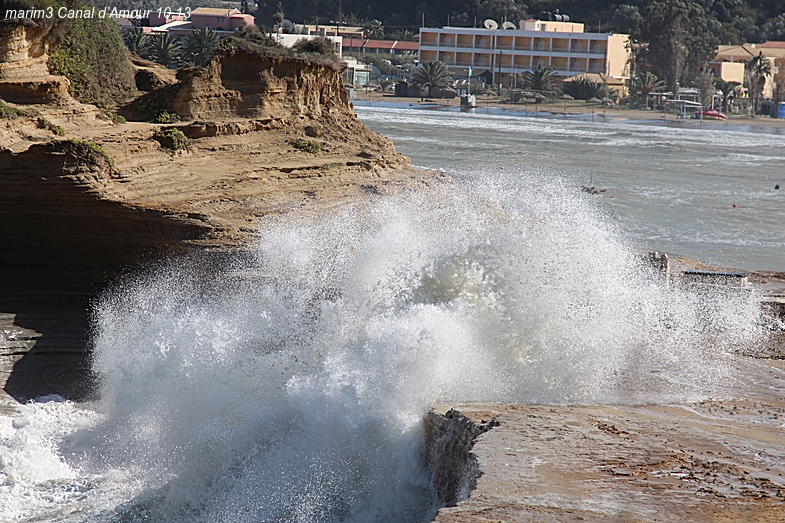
[52,138,114,170]
[218,26,344,71]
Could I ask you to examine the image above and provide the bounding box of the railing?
[569,47,589,54]
[550,46,570,53]
[495,44,514,50]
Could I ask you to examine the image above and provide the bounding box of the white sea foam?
[0,170,765,522]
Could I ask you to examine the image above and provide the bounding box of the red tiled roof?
[760,41,785,48]
[392,41,418,51]
[364,39,396,49]
[343,39,366,48]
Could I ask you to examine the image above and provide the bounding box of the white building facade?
[418,20,631,87]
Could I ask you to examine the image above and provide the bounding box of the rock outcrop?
[123,47,352,122]
[0,21,72,104]
[431,401,785,523]
[425,408,498,506]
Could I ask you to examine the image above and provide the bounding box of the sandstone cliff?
[0,20,71,103]
[1,44,427,281]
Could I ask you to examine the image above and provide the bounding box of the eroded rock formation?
[0,21,71,103]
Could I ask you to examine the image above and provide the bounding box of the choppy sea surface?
[355,104,785,272]
[0,109,776,522]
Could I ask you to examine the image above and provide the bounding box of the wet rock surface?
[432,377,785,523]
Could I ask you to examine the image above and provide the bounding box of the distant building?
[342,39,418,56]
[297,24,364,38]
[144,7,254,36]
[343,57,372,86]
[712,43,785,99]
[418,18,631,89]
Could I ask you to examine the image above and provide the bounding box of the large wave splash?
[1,171,764,522]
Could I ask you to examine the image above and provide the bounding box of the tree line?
[254,0,785,44]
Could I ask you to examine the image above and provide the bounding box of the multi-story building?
[418,19,631,88]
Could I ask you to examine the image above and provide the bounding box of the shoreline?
[351,92,785,133]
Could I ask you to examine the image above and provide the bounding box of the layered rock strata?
[0,22,71,104]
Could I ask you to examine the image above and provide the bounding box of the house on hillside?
[142,7,254,36]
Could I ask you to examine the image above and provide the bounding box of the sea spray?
[0,170,765,522]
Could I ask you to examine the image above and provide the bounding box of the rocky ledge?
[429,395,785,523]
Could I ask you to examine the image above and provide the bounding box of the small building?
[189,8,254,32]
[343,57,372,86]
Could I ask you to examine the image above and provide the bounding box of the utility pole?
[497,50,502,87]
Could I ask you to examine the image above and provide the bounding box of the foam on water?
[0,170,766,522]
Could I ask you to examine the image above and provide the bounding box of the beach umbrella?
[587,97,602,103]
[534,93,546,102]
[601,97,615,106]
[520,91,535,98]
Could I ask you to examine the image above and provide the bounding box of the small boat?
[693,109,726,120]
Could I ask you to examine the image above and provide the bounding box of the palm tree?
[183,28,219,67]
[521,65,557,99]
[412,61,453,97]
[145,32,183,69]
[715,78,741,114]
[362,19,385,39]
[633,71,665,109]
[746,52,772,115]
[123,27,148,56]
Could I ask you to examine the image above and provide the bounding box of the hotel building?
[418,19,631,88]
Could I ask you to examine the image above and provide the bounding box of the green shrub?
[292,36,336,56]
[0,100,22,119]
[152,128,188,150]
[47,12,136,106]
[152,111,179,124]
[562,77,603,100]
[293,139,321,153]
[52,138,114,170]
[102,109,126,124]
[37,117,65,135]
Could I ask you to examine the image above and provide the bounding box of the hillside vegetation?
[252,0,785,45]
[1,0,135,106]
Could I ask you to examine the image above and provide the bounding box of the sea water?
[356,105,785,272]
[0,111,774,522]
